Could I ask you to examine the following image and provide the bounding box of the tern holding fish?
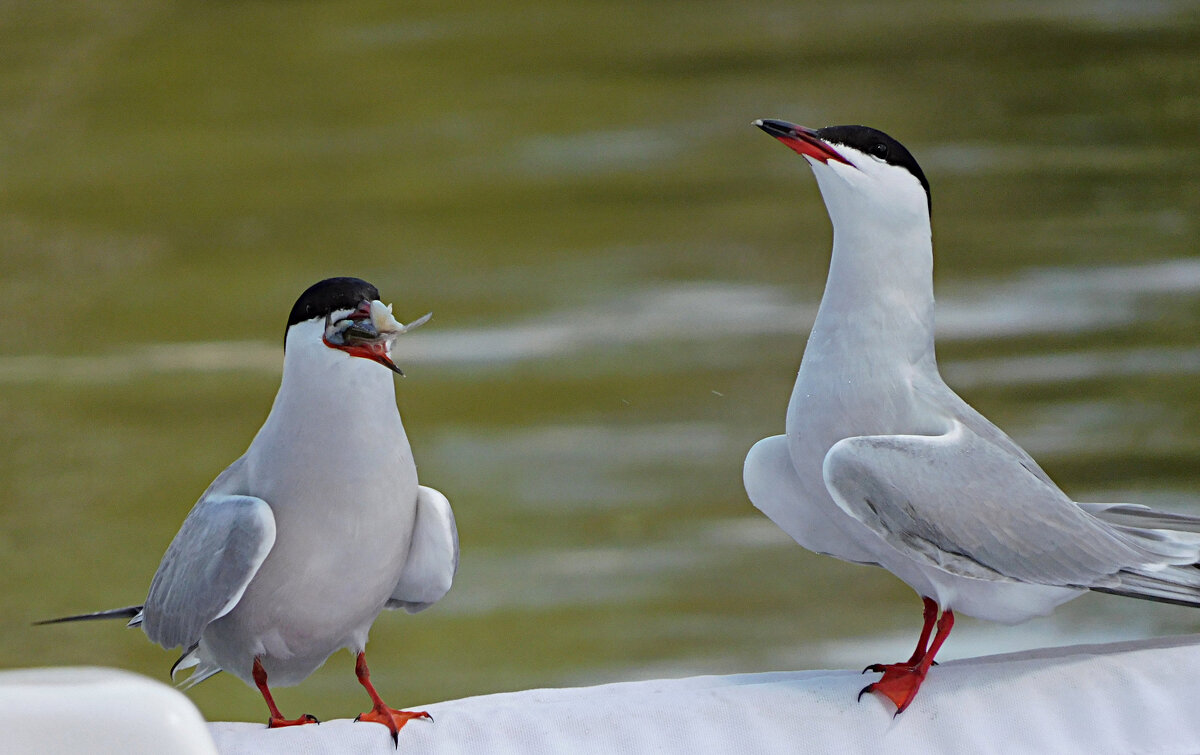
[42,277,457,745]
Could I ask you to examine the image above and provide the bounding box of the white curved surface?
[0,666,217,755]
[209,634,1200,754]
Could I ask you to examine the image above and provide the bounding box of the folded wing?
[387,485,459,614]
[142,494,276,651]
[822,422,1200,588]
[744,434,879,565]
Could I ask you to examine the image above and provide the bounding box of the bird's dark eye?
[870,142,888,159]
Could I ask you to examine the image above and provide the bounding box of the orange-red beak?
[755,119,852,166]
[323,300,405,376]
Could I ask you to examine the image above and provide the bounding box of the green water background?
[2,0,1199,722]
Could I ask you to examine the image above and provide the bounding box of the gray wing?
[918,375,1060,490]
[821,421,1200,587]
[743,434,880,565]
[387,485,458,614]
[142,493,276,650]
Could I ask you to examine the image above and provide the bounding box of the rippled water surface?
[2,0,1199,722]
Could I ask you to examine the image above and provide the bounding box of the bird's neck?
[258,339,405,452]
[807,217,937,371]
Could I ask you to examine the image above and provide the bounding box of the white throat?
[256,318,404,452]
[806,158,937,370]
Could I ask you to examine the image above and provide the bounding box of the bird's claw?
[265,713,320,728]
[856,665,926,715]
[855,681,911,717]
[356,707,433,747]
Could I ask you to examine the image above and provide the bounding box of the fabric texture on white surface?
[209,635,1200,755]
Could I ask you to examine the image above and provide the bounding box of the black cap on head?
[287,277,380,329]
[815,125,931,212]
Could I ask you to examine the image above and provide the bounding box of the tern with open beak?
[42,276,457,745]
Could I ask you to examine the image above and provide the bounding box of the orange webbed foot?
[356,705,433,746]
[266,713,320,728]
[858,664,928,715]
[857,604,955,716]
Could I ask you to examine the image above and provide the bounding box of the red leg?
[252,658,319,728]
[353,652,433,745]
[909,596,940,664]
[863,596,939,674]
[859,603,955,715]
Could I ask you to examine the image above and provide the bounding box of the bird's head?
[285,277,430,376]
[754,120,931,230]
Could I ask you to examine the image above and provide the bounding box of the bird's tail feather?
[170,643,200,681]
[1081,501,1200,606]
[1082,502,1200,534]
[34,605,144,627]
[36,605,223,688]
[172,644,222,689]
[1093,566,1200,608]
[178,665,222,690]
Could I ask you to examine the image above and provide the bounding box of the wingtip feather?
[33,605,143,626]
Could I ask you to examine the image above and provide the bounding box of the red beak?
[323,300,405,376]
[754,119,852,166]
[344,339,403,376]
